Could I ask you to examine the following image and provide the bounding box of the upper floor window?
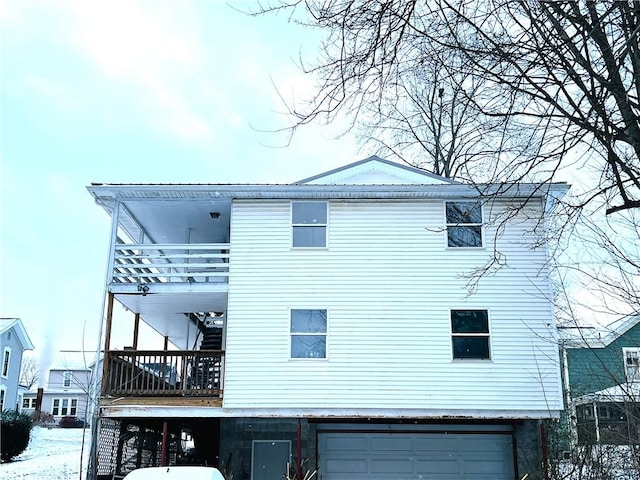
[63,371,72,387]
[624,348,640,382]
[290,309,327,359]
[451,310,490,360]
[1,347,10,378]
[292,202,327,248]
[446,201,483,247]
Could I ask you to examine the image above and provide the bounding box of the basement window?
[451,310,491,360]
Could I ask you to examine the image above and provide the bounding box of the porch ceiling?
[114,290,227,349]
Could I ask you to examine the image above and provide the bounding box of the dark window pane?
[447,226,482,247]
[291,335,326,358]
[451,310,489,333]
[453,337,490,359]
[291,309,327,333]
[446,202,482,224]
[293,226,326,247]
[292,202,327,224]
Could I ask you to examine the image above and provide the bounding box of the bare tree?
[19,356,38,389]
[258,0,639,215]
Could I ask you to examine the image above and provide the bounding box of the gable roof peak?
[295,156,459,185]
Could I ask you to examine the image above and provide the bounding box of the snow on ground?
[0,426,90,480]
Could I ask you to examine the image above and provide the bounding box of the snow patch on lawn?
[0,426,90,480]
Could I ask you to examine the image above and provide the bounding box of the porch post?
[101,293,115,395]
[161,420,169,466]
[133,313,140,349]
[593,399,601,443]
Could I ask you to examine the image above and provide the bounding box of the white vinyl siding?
[225,198,561,414]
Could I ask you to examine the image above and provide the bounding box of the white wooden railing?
[111,243,230,284]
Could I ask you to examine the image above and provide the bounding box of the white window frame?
[451,309,491,360]
[22,397,37,409]
[445,201,483,248]
[291,201,328,248]
[63,371,72,388]
[1,347,11,378]
[251,440,291,480]
[623,347,640,382]
[290,309,328,359]
[52,397,78,416]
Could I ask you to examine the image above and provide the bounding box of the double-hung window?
[22,398,36,409]
[291,201,327,248]
[1,347,10,378]
[624,348,640,382]
[63,371,72,387]
[290,309,327,359]
[451,310,490,360]
[52,398,78,416]
[446,201,483,247]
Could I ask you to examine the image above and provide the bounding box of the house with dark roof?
[561,312,640,444]
[87,156,568,480]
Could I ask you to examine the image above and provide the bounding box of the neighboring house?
[21,351,93,423]
[561,313,640,445]
[0,318,34,411]
[87,156,568,480]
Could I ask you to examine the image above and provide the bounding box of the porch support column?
[593,399,601,443]
[161,420,169,466]
[133,313,140,349]
[101,293,115,395]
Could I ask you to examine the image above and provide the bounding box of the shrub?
[1,409,33,462]
[59,416,85,428]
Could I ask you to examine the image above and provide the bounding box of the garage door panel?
[414,458,461,474]
[370,436,413,451]
[323,435,368,452]
[318,430,514,480]
[325,458,368,473]
[370,458,414,473]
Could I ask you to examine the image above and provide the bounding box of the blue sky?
[0,0,360,363]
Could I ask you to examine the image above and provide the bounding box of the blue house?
[0,318,35,411]
[562,313,640,444]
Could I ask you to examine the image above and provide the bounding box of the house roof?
[0,318,34,350]
[295,156,460,185]
[562,312,640,349]
[48,351,95,371]
[574,382,640,405]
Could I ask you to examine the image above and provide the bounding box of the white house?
[87,157,568,480]
[21,351,93,424]
[0,318,34,411]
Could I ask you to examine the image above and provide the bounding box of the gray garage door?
[318,431,514,480]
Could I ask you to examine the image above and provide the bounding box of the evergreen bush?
[1,409,33,462]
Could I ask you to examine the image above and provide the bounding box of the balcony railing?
[111,243,230,284]
[103,350,224,397]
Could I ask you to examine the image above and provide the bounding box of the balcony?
[111,243,230,286]
[103,350,224,398]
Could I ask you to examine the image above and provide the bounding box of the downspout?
[88,197,120,480]
[540,421,549,480]
[561,341,577,448]
[297,419,302,480]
